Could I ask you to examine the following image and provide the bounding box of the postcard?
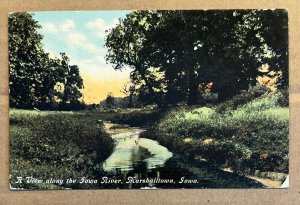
[8,9,289,190]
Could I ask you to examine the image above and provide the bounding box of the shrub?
[143,92,289,174]
[276,87,289,107]
[216,83,271,113]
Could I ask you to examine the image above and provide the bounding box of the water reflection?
[103,130,173,172]
[100,128,264,189]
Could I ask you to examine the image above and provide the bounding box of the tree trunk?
[135,65,161,106]
[187,84,199,105]
[128,93,133,108]
[187,67,199,105]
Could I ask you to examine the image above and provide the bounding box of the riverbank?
[222,168,284,188]
[10,109,114,189]
[97,108,166,127]
[104,122,136,135]
[101,121,269,188]
[247,176,282,188]
[103,121,285,188]
[9,91,288,189]
[141,92,289,187]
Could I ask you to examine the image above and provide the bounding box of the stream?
[100,125,265,189]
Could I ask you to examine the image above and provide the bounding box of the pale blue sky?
[33,11,131,103]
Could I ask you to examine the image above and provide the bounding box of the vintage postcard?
[8,9,289,190]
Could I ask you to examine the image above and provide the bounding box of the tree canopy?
[105,10,288,106]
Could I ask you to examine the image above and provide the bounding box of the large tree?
[105,10,288,106]
[105,11,166,105]
[57,53,84,105]
[256,10,288,88]
[9,12,50,108]
[147,10,287,103]
[9,12,85,110]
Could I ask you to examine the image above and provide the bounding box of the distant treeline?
[105,10,288,107]
[9,13,84,110]
[90,92,152,110]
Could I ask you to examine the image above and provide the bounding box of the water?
[103,129,173,172]
[100,127,265,189]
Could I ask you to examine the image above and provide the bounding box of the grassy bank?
[96,108,166,127]
[142,92,289,175]
[10,109,114,189]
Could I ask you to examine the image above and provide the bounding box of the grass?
[96,107,167,127]
[10,90,289,189]
[142,92,289,174]
[10,109,114,189]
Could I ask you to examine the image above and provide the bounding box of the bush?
[277,87,289,107]
[143,92,289,174]
[216,84,271,113]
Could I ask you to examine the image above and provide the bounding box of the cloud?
[60,19,75,32]
[76,57,130,80]
[81,43,103,55]
[64,30,106,58]
[42,19,75,33]
[44,47,57,58]
[43,22,58,33]
[41,19,110,57]
[66,32,86,45]
[86,18,106,30]
[86,18,119,38]
[39,17,130,103]
[41,18,119,72]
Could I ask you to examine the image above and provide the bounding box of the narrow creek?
[100,123,265,189]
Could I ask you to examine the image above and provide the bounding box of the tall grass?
[10,110,114,189]
[142,92,289,174]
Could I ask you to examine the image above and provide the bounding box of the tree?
[54,53,84,110]
[105,11,165,106]
[9,12,85,110]
[121,82,135,108]
[105,92,115,109]
[105,10,288,106]
[58,53,84,104]
[147,10,280,103]
[9,12,51,108]
[256,10,288,88]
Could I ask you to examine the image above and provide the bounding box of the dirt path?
[222,168,283,188]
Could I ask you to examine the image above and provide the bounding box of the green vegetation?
[10,109,114,189]
[141,91,289,174]
[9,13,84,110]
[96,107,165,127]
[105,10,288,106]
[8,10,289,188]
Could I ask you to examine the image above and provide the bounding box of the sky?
[33,11,131,104]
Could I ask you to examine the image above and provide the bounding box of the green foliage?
[105,11,165,106]
[276,87,289,107]
[57,53,84,105]
[105,10,288,106]
[9,13,84,110]
[143,92,289,173]
[216,84,271,113]
[97,107,165,127]
[258,10,288,88]
[105,92,116,109]
[10,109,114,189]
[9,12,50,109]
